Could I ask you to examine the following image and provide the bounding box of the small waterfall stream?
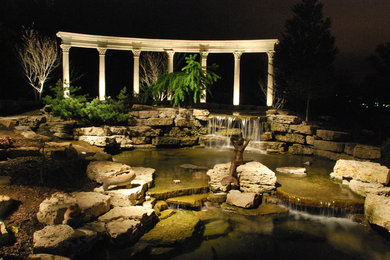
[206,114,266,148]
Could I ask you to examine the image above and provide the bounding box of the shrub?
[43,81,131,126]
[151,54,220,107]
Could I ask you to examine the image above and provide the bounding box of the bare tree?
[258,79,286,110]
[17,28,59,101]
[139,52,167,101]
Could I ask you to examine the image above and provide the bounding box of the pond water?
[113,148,390,260]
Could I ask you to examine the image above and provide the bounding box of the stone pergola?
[57,31,278,106]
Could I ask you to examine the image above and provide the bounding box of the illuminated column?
[132,49,141,95]
[200,50,209,103]
[233,51,242,106]
[266,51,275,107]
[166,50,175,73]
[97,47,107,101]
[165,50,175,101]
[60,44,71,98]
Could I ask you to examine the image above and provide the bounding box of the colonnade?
[57,32,277,106]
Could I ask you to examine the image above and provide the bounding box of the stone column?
[266,51,275,107]
[233,51,243,106]
[60,44,71,98]
[200,50,209,103]
[132,49,141,95]
[166,50,175,73]
[97,47,107,101]
[165,50,175,101]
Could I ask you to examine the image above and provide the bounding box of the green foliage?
[151,54,220,107]
[43,81,131,126]
[274,0,337,120]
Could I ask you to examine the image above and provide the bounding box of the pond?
[113,148,390,260]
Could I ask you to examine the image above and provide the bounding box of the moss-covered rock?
[140,210,202,246]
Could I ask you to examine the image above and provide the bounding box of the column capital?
[267,50,275,59]
[233,51,243,60]
[165,49,175,59]
[97,47,107,55]
[60,44,71,52]
[132,48,141,57]
[200,50,209,58]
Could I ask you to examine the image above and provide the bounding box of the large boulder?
[365,194,390,231]
[206,163,230,192]
[37,192,111,225]
[226,190,260,209]
[330,159,390,185]
[33,225,97,257]
[72,192,111,222]
[86,161,132,184]
[237,161,277,194]
[94,180,148,207]
[37,193,77,225]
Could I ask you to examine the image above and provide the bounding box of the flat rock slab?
[105,218,142,245]
[87,161,132,184]
[98,206,157,228]
[28,254,71,260]
[147,185,209,200]
[179,164,208,171]
[140,210,201,246]
[132,167,155,188]
[166,194,209,208]
[276,167,307,176]
[95,180,148,207]
[203,219,230,238]
[221,202,289,216]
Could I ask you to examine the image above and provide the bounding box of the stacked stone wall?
[265,110,381,161]
[73,105,210,149]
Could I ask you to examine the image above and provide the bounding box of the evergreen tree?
[274,0,337,121]
[366,42,390,105]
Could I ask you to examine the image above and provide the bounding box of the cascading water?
[206,114,267,148]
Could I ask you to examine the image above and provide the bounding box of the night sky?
[1,0,390,101]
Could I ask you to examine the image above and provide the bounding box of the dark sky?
[1,0,390,100]
[27,0,390,80]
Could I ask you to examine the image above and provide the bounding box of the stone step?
[166,194,209,208]
[146,185,209,200]
[276,188,364,215]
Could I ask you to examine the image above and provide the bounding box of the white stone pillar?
[200,50,209,103]
[233,51,242,106]
[60,44,71,98]
[166,50,175,73]
[97,47,107,101]
[132,49,141,95]
[266,51,275,107]
[165,50,175,101]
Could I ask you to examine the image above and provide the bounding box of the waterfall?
[205,115,266,148]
